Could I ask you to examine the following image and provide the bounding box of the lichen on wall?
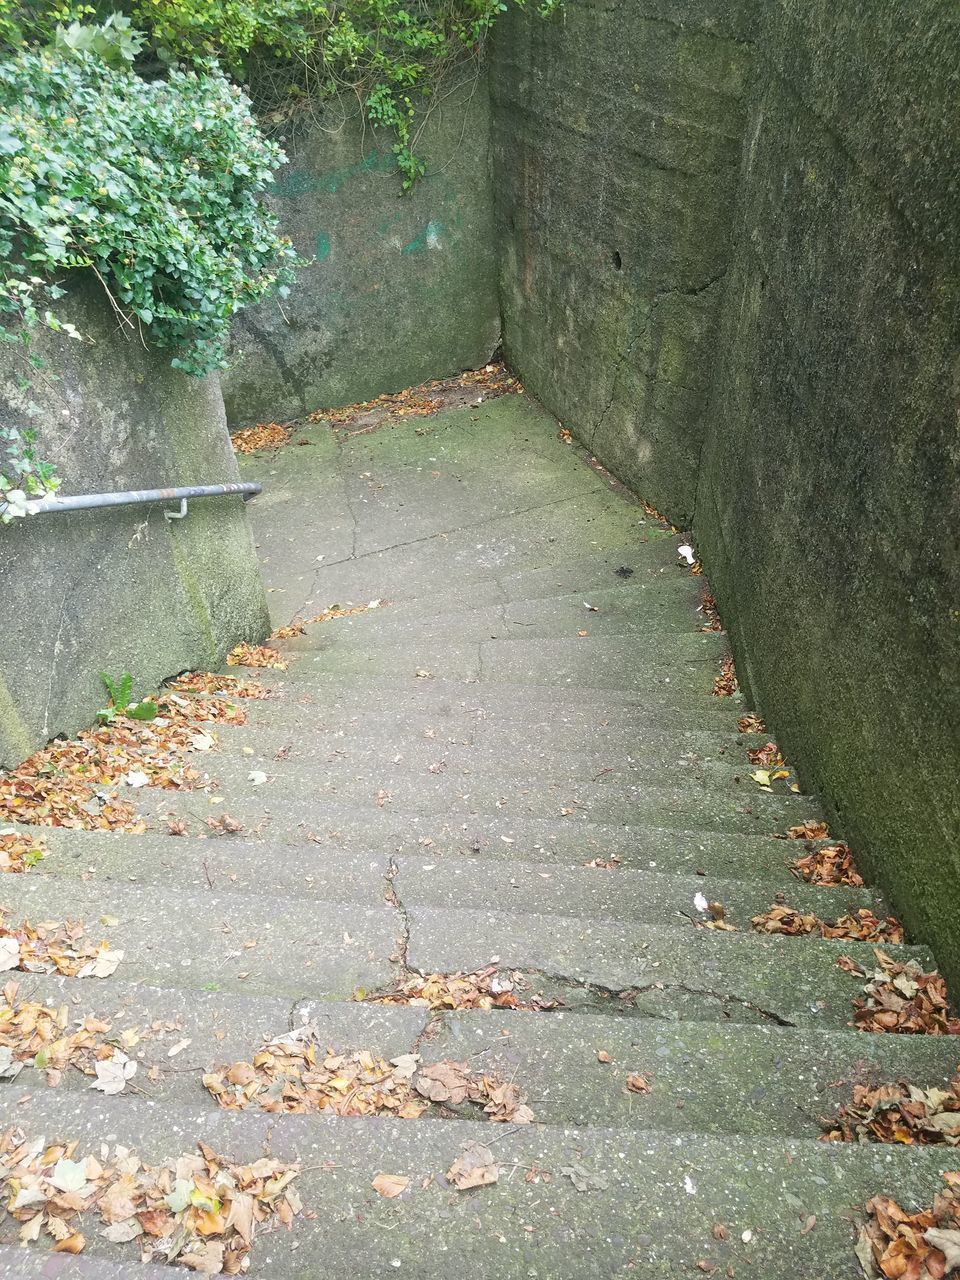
[490,0,755,522]
[221,79,501,427]
[0,275,270,766]
[695,0,960,984]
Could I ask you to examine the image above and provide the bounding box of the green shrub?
[0,48,298,376]
[0,2,562,187]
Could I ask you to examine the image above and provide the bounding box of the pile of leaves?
[712,658,738,697]
[203,1029,534,1124]
[226,645,287,671]
[698,594,723,633]
[230,422,292,454]
[0,980,130,1089]
[737,713,765,734]
[752,904,903,944]
[790,841,865,887]
[269,601,386,642]
[0,911,122,980]
[310,387,442,430]
[168,673,269,701]
[0,1127,301,1271]
[360,966,561,1012]
[824,1074,960,1146]
[303,601,384,626]
[778,820,831,841]
[855,1174,960,1279]
[0,829,47,872]
[747,741,785,769]
[840,950,960,1035]
[308,363,520,434]
[0,690,245,831]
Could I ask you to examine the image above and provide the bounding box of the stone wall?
[221,77,500,427]
[695,1,960,981]
[489,0,754,522]
[0,277,270,766]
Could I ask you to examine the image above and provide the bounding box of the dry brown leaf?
[790,841,864,887]
[226,644,287,671]
[361,966,560,1013]
[371,1173,409,1199]
[446,1141,498,1190]
[230,421,292,453]
[712,658,738,698]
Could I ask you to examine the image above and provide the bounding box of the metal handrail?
[3,482,261,521]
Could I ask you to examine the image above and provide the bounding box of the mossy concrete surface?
[695,4,960,982]
[222,78,500,427]
[490,0,755,521]
[0,276,270,766]
[0,396,955,1275]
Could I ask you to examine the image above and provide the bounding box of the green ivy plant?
[0,424,60,519]
[0,2,563,188]
[0,47,298,377]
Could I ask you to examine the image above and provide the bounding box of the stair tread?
[2,1090,956,1278]
[13,818,831,881]
[7,971,957,1141]
[20,835,882,920]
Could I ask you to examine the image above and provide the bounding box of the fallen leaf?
[626,1073,651,1094]
[90,1053,137,1096]
[447,1141,498,1190]
[372,1173,409,1199]
[560,1162,609,1192]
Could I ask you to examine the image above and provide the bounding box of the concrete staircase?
[2,393,956,1277]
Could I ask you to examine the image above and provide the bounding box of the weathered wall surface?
[222,78,500,427]
[490,1,755,522]
[0,277,270,766]
[695,2,960,981]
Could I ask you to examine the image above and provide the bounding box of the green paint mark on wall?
[401,220,443,255]
[271,151,397,199]
[316,233,331,262]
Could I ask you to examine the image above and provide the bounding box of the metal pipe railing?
[3,482,261,521]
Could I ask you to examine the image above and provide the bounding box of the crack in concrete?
[520,968,797,1028]
[384,855,412,976]
[311,486,609,577]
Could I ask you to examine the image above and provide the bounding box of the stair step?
[307,539,688,618]
[270,633,726,693]
[2,1090,956,1278]
[0,868,913,1029]
[238,675,744,732]
[305,486,671,602]
[211,722,773,790]
[203,747,814,803]
[0,876,397,1002]
[7,971,958,1142]
[23,834,877,923]
[284,579,713,647]
[143,763,817,837]
[15,815,820,882]
[393,854,885,925]
[404,904,931,1029]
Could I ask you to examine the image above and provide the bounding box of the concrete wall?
[222,77,500,427]
[489,1,755,522]
[0,276,270,766]
[695,1,960,982]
